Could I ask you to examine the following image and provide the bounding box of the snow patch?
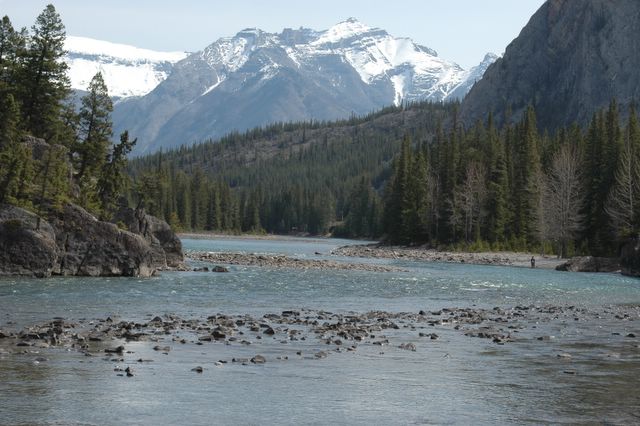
[390,74,406,106]
[65,36,187,98]
[66,36,187,63]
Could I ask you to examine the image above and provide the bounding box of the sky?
[1,0,545,69]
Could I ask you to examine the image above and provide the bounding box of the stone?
[263,326,275,335]
[250,355,266,364]
[191,366,204,373]
[112,206,184,269]
[104,345,125,355]
[399,342,417,351]
[0,205,58,277]
[212,266,229,273]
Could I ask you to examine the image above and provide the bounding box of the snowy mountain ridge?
[64,36,188,99]
[104,19,497,155]
[183,18,490,106]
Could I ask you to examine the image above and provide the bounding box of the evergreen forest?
[0,5,135,221]
[130,98,640,258]
[2,5,639,260]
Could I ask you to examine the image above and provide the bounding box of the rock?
[104,345,125,355]
[314,351,328,359]
[153,345,171,352]
[0,202,176,277]
[556,256,619,273]
[51,204,155,277]
[211,266,229,273]
[250,355,266,364]
[263,326,275,335]
[112,206,184,269]
[0,204,59,277]
[399,342,417,351]
[626,333,636,338]
[620,237,640,277]
[212,328,226,340]
[191,366,204,373]
[460,0,640,131]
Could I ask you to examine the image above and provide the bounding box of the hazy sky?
[1,0,545,68]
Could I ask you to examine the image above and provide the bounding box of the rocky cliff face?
[460,0,640,130]
[0,203,184,278]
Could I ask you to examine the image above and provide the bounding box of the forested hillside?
[128,102,454,236]
[130,99,640,258]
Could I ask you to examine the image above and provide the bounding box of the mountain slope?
[112,19,494,155]
[64,36,187,99]
[460,0,640,130]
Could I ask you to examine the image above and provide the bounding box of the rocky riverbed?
[333,244,567,269]
[186,250,405,272]
[1,304,638,376]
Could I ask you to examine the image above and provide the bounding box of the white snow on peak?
[66,36,187,63]
[64,36,187,99]
[312,18,374,45]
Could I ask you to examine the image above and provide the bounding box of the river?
[1,236,639,425]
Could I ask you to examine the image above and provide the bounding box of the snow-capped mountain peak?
[110,19,498,155]
[313,18,376,45]
[64,36,188,99]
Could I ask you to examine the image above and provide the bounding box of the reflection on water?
[0,236,639,425]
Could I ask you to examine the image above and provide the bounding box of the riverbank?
[186,250,405,272]
[332,244,566,269]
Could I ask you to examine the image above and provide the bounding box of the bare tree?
[606,126,640,238]
[544,144,584,258]
[455,161,487,242]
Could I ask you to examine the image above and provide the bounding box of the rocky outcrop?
[113,207,184,268]
[620,238,640,277]
[555,256,620,273]
[460,0,640,131]
[49,204,155,277]
[0,203,184,278]
[0,205,58,278]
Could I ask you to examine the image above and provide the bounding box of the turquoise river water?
[0,236,639,425]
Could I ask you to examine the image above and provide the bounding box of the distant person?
[531,256,535,268]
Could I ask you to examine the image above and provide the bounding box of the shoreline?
[186,250,405,273]
[332,244,566,270]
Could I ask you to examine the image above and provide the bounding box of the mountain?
[110,19,495,155]
[460,0,640,130]
[64,36,188,100]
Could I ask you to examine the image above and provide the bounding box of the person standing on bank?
[531,256,535,268]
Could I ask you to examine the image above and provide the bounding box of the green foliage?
[97,130,136,219]
[0,8,134,226]
[18,5,69,140]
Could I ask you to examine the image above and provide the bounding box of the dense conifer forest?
[130,97,640,258]
[2,5,638,260]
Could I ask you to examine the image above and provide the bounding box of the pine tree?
[18,4,69,139]
[97,131,137,219]
[75,72,113,210]
[76,72,112,180]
